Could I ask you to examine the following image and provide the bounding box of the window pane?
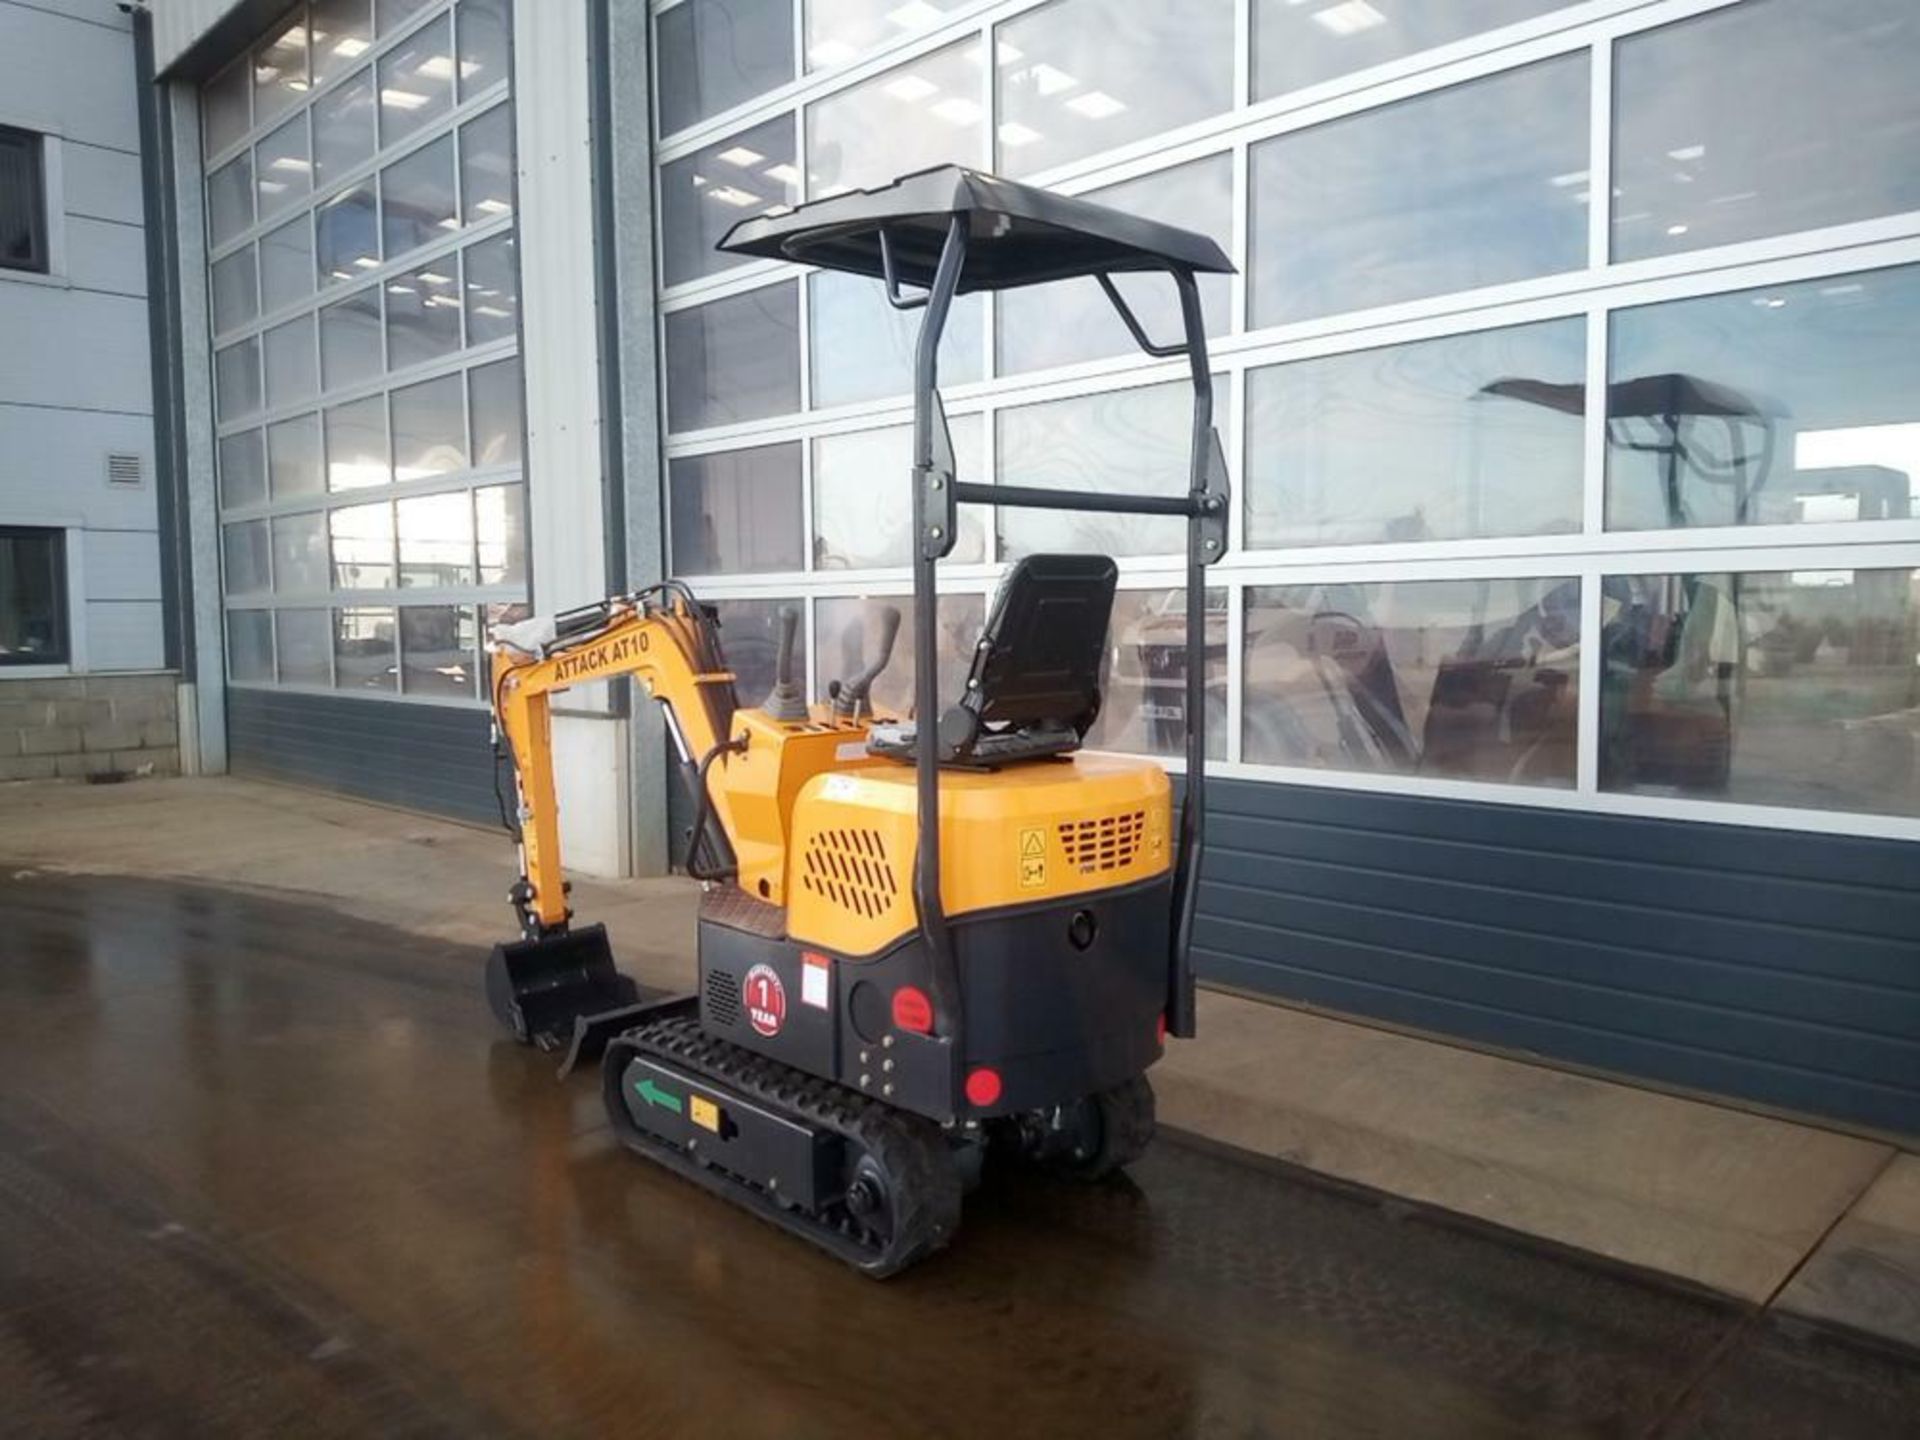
[712,598,807,706]
[268,413,325,498]
[276,608,333,684]
[310,0,373,87]
[264,314,318,406]
[1613,0,1920,262]
[386,259,463,369]
[668,443,804,575]
[222,520,271,596]
[474,482,525,584]
[1254,0,1566,103]
[392,373,467,479]
[457,0,511,99]
[1602,569,1919,816]
[204,56,251,158]
[0,128,45,273]
[400,605,477,697]
[1244,577,1581,785]
[659,0,793,135]
[381,133,457,259]
[808,271,982,410]
[255,113,311,221]
[397,491,474,586]
[259,216,314,311]
[379,14,455,148]
[272,511,330,593]
[1607,264,1920,532]
[0,529,65,662]
[1250,57,1588,327]
[377,0,436,34]
[208,153,254,248]
[219,429,268,509]
[665,282,799,433]
[321,287,384,389]
[216,337,262,420]
[227,608,274,681]
[212,246,259,335]
[335,606,398,690]
[812,418,985,569]
[253,9,309,127]
[1085,587,1226,760]
[998,379,1223,560]
[997,0,1233,177]
[313,68,377,186]
[316,182,379,286]
[459,103,514,223]
[998,155,1230,375]
[469,357,523,466]
[326,394,389,489]
[806,0,965,71]
[806,39,982,198]
[331,501,395,588]
[462,232,517,344]
[1247,318,1587,549]
[661,116,798,288]
[815,593,985,717]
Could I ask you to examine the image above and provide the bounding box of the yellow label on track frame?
[689,1095,722,1132]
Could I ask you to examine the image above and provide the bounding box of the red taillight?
[964,1066,1003,1108]
[1157,1012,1168,1044]
[891,985,933,1034]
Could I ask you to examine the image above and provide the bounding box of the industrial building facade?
[82,0,1920,1134]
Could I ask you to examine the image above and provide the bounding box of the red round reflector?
[964,1066,1003,1108]
[891,985,934,1034]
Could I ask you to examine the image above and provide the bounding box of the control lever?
[761,605,810,722]
[832,606,902,720]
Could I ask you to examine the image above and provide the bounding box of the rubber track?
[603,1010,961,1277]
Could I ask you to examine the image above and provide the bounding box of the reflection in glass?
[398,491,475,587]
[474,483,526,584]
[1254,0,1564,103]
[259,216,314,311]
[1250,57,1588,327]
[216,338,262,420]
[812,418,984,569]
[330,501,395,588]
[204,57,250,158]
[272,511,330,593]
[223,520,271,596]
[386,259,463,370]
[1613,0,1920,262]
[252,10,308,126]
[254,114,311,221]
[1247,318,1586,549]
[712,599,807,706]
[806,40,982,198]
[664,282,799,433]
[212,247,258,335]
[326,395,389,490]
[997,0,1233,177]
[378,14,455,148]
[1085,588,1228,761]
[334,606,398,690]
[208,153,254,248]
[668,443,804,575]
[381,133,457,259]
[268,413,324,498]
[462,233,517,344]
[661,116,798,288]
[658,0,793,135]
[276,609,333,684]
[264,315,318,406]
[1601,569,1919,816]
[377,0,436,35]
[392,373,467,480]
[804,0,961,72]
[1607,265,1920,532]
[321,287,384,390]
[227,608,274,682]
[310,0,373,87]
[815,594,986,718]
[460,104,515,224]
[999,155,1231,375]
[219,430,268,510]
[316,182,379,286]
[401,605,477,697]
[1243,577,1581,785]
[456,0,511,99]
[809,272,982,409]
[313,69,377,185]
[468,358,523,467]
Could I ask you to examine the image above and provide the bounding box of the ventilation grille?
[106,452,143,487]
[704,967,740,1029]
[1058,810,1147,875]
[801,828,899,919]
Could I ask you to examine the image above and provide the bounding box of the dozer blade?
[486,923,639,1054]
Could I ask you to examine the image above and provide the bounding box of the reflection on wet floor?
[0,874,1913,1439]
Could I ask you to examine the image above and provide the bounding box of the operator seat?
[868,552,1118,768]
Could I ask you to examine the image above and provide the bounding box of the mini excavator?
[484,167,1233,1276]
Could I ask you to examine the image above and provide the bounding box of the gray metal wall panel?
[1193,780,1920,1137]
[227,689,502,826]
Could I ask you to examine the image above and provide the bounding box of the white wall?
[152,0,240,76]
[0,0,164,674]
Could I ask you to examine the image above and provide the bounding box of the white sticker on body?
[801,955,830,1009]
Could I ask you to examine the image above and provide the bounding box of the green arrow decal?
[634,1077,683,1114]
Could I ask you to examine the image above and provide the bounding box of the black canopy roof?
[718,165,1234,293]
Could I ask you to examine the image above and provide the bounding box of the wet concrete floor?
[0,871,1914,1440]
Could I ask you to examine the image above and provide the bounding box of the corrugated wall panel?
[1193,779,1920,1137]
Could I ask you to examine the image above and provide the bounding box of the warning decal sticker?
[801,951,830,1009]
[1018,827,1047,889]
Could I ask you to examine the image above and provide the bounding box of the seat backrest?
[961,553,1117,736]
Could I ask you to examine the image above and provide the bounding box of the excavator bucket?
[485,923,639,1055]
